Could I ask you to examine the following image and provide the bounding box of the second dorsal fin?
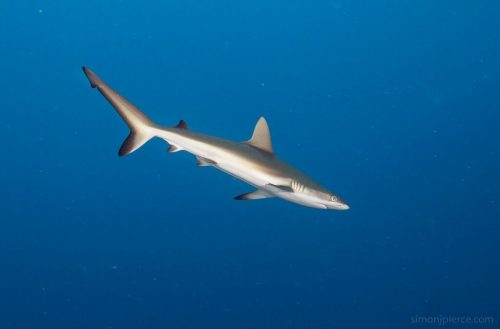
[175,120,189,129]
[244,117,274,153]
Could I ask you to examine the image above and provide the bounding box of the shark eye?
[330,195,338,202]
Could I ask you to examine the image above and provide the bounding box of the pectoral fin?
[266,184,294,193]
[235,189,274,200]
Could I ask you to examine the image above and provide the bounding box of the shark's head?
[282,180,349,210]
[306,188,349,210]
[325,193,350,210]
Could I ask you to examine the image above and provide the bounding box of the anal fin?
[196,156,217,167]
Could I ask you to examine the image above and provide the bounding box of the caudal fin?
[83,66,158,156]
[118,129,154,156]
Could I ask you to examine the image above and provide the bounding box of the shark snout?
[329,202,349,210]
[328,195,350,210]
[336,202,350,210]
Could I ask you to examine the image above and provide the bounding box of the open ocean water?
[1,1,499,328]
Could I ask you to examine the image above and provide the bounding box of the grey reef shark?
[82,67,349,210]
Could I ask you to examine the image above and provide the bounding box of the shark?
[82,67,349,210]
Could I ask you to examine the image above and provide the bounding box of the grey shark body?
[83,67,349,210]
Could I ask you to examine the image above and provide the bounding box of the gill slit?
[291,179,304,193]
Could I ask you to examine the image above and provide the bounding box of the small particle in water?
[38,9,43,14]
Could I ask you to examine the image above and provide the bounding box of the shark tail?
[82,66,158,156]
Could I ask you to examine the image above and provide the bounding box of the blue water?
[1,1,499,328]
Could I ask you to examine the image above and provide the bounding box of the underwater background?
[1,0,499,328]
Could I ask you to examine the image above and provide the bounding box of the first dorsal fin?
[244,117,274,153]
[175,120,188,129]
